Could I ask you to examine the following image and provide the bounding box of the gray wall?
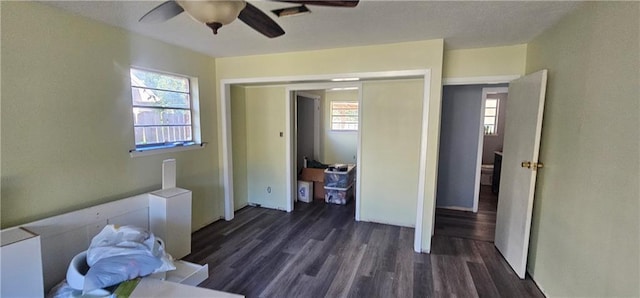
[296,95,316,173]
[436,84,507,209]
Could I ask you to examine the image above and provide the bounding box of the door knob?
[521,161,544,170]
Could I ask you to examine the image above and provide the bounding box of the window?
[330,101,358,131]
[484,98,499,135]
[130,68,194,150]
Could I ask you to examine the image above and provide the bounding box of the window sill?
[129,142,207,158]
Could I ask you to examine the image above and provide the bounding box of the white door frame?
[219,69,431,253]
[286,83,361,214]
[443,75,520,86]
[473,87,509,212]
[436,76,518,228]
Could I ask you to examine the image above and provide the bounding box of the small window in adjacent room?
[130,68,196,150]
[484,98,499,135]
[330,101,359,131]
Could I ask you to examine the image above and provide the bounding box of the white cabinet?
[131,278,242,298]
[1,227,44,298]
[165,260,209,286]
[149,188,192,260]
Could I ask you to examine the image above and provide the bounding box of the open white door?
[494,70,547,279]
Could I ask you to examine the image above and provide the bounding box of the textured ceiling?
[42,0,582,58]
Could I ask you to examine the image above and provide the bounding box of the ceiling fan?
[139,0,359,38]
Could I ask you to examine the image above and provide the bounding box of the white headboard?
[16,188,191,292]
[1,160,198,295]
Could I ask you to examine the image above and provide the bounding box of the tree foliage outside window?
[130,68,193,147]
[331,101,358,131]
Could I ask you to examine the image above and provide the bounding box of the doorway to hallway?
[433,84,508,242]
[434,185,497,242]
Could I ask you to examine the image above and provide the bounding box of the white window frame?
[128,67,204,157]
[483,97,500,135]
[330,101,359,131]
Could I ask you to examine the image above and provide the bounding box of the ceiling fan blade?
[276,0,359,7]
[238,2,285,38]
[139,1,184,23]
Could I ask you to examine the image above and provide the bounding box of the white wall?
[231,86,249,210]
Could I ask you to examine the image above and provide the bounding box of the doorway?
[292,88,359,218]
[291,85,360,215]
[220,69,433,253]
[295,91,320,176]
[434,83,508,242]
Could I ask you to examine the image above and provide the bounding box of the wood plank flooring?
[434,185,498,242]
[184,196,543,298]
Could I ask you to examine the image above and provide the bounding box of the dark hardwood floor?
[184,194,543,298]
[434,185,498,242]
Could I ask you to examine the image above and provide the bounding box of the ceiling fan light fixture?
[177,0,247,26]
[272,5,311,17]
[140,0,358,39]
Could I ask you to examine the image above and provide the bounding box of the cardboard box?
[300,168,326,200]
[300,168,325,182]
[313,182,325,200]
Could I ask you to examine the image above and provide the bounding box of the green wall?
[359,80,423,227]
[525,2,639,296]
[322,89,358,164]
[1,2,221,230]
[443,44,527,78]
[243,86,288,210]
